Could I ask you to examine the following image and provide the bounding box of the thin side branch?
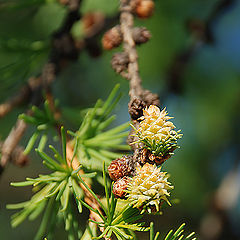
[0,85,30,118]
[0,139,29,175]
[66,144,110,240]
[0,119,27,171]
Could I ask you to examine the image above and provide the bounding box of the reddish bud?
[82,12,105,37]
[102,25,122,50]
[108,155,133,181]
[112,176,130,198]
[135,0,155,19]
[132,27,151,44]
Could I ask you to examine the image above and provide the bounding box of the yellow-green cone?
[127,163,173,213]
[135,105,182,158]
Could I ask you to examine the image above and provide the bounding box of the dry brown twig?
[0,140,29,174]
[0,119,27,171]
[0,85,30,119]
[0,77,42,172]
[118,0,159,158]
[120,0,144,101]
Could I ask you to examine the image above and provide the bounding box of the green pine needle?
[164,223,197,240]
[66,85,130,181]
[20,100,60,154]
[7,86,142,240]
[75,163,149,240]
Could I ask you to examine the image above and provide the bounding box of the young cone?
[135,0,155,19]
[134,105,182,162]
[127,163,173,213]
[113,176,130,198]
[108,155,134,181]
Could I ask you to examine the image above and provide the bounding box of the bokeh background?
[0,0,240,239]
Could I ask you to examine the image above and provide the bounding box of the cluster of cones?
[107,104,181,213]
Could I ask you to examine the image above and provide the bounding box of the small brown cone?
[108,155,133,181]
[128,98,146,121]
[135,0,155,19]
[102,25,122,50]
[112,176,130,198]
[132,27,151,44]
[111,52,129,74]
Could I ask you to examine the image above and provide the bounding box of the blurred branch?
[0,0,82,174]
[0,119,28,173]
[0,84,30,118]
[167,0,236,94]
[0,137,29,175]
[0,2,120,175]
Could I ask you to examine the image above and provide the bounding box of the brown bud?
[135,0,155,19]
[112,176,130,198]
[139,148,171,166]
[102,25,122,50]
[82,12,105,37]
[142,89,160,106]
[108,155,134,181]
[128,98,146,121]
[111,52,129,74]
[132,27,151,44]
